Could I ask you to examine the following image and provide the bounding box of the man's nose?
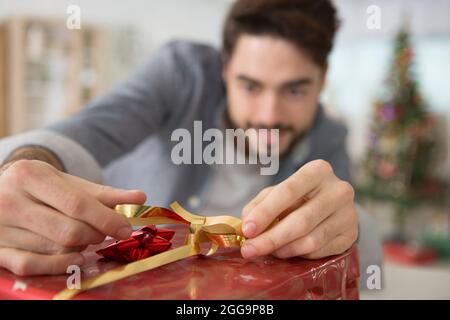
[256,93,282,126]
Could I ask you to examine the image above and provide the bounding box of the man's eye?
[246,83,258,92]
[289,87,305,96]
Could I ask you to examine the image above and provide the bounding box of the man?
[0,0,382,288]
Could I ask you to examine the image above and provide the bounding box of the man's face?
[223,34,326,156]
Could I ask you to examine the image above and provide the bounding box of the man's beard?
[223,108,309,159]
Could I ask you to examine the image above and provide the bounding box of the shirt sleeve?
[0,41,204,181]
[321,123,351,182]
[46,41,194,168]
[0,129,103,183]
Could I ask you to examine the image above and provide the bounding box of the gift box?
[0,225,360,300]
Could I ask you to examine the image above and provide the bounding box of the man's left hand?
[240,159,358,259]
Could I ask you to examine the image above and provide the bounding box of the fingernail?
[241,243,257,259]
[128,189,143,193]
[242,221,257,237]
[116,226,132,239]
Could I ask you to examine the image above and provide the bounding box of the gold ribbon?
[53,202,246,300]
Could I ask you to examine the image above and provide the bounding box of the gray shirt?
[0,40,383,289]
[196,127,272,215]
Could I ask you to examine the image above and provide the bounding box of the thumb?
[63,173,147,208]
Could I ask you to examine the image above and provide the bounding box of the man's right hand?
[0,159,146,276]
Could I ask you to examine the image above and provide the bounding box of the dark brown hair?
[222,0,340,69]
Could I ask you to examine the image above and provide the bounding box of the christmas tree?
[356,27,448,240]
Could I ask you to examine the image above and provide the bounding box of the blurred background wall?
[1,0,449,170]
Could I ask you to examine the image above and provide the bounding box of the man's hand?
[0,160,146,276]
[240,160,358,260]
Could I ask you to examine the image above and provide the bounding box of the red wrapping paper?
[0,225,360,300]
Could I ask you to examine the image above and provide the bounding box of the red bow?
[96,225,175,263]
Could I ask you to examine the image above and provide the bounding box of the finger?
[243,160,333,238]
[242,203,352,258]
[242,186,351,258]
[63,173,147,208]
[300,230,358,260]
[278,196,309,220]
[272,204,357,259]
[0,199,105,247]
[0,247,85,276]
[14,164,133,239]
[0,225,87,255]
[241,187,273,219]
